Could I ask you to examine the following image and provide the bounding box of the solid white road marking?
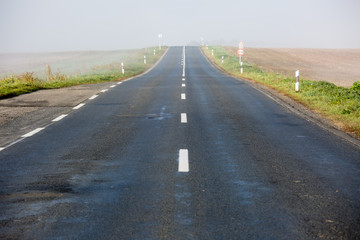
[89,95,98,100]
[0,148,5,151]
[181,93,186,100]
[73,103,85,110]
[100,89,108,93]
[52,114,68,122]
[22,128,45,138]
[178,149,189,172]
[110,85,116,88]
[182,83,186,87]
[181,113,187,123]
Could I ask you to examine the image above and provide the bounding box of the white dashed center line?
[73,103,85,110]
[178,149,189,172]
[182,83,186,87]
[52,114,68,122]
[181,113,187,123]
[182,78,185,81]
[181,93,186,100]
[22,128,45,138]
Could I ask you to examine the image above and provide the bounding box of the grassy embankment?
[0,47,167,99]
[202,46,360,137]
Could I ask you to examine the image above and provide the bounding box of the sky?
[0,0,360,52]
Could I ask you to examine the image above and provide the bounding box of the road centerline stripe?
[181,113,187,123]
[178,149,189,172]
[181,93,186,100]
[52,114,68,122]
[22,128,45,138]
[182,83,186,87]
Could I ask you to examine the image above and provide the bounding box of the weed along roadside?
[0,47,167,99]
[202,46,360,138]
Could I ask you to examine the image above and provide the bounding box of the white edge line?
[0,147,5,152]
[178,149,189,172]
[21,127,45,138]
[52,114,68,122]
[73,103,85,110]
[100,89,108,93]
[89,95,98,100]
[117,82,123,85]
[110,85,116,88]
[181,113,187,123]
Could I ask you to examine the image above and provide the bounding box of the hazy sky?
[1,0,359,52]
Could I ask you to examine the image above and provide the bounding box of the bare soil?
[228,47,360,87]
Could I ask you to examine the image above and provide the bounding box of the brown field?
[0,49,138,78]
[226,47,360,87]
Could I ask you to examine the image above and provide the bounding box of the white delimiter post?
[295,70,300,92]
[144,55,146,64]
[121,62,124,75]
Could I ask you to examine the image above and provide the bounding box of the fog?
[1,0,360,53]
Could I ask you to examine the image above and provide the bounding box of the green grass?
[202,46,360,137]
[0,47,167,99]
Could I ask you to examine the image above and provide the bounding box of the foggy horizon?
[1,0,360,53]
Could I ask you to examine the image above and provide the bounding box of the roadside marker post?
[121,62,124,75]
[237,41,245,74]
[144,55,146,64]
[154,49,156,55]
[222,56,224,64]
[212,49,214,56]
[295,70,300,92]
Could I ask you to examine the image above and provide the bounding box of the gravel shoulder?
[0,82,117,147]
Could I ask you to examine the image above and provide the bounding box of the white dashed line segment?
[73,103,85,110]
[89,95,98,100]
[181,93,186,100]
[182,83,186,87]
[181,113,187,123]
[52,114,68,122]
[110,85,116,88]
[21,128,45,138]
[178,149,189,172]
[100,89,108,93]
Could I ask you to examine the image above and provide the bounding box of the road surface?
[1,46,360,239]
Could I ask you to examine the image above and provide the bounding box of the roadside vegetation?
[0,47,167,99]
[202,46,360,137]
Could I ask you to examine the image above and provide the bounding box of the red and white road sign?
[238,41,244,49]
[237,49,244,56]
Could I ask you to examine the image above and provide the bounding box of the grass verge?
[0,47,167,99]
[202,46,360,137]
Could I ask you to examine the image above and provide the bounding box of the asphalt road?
[1,46,360,239]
